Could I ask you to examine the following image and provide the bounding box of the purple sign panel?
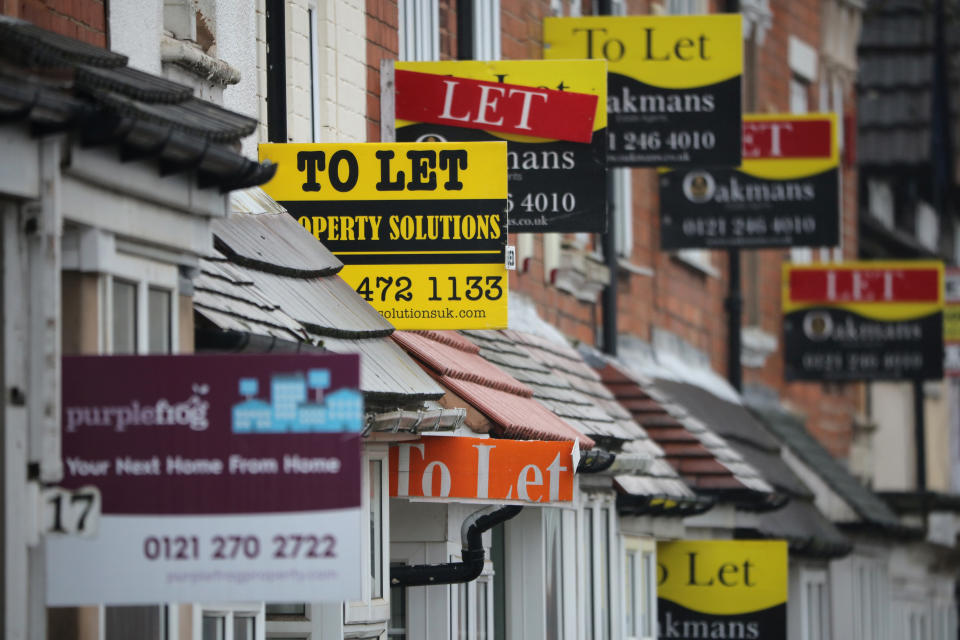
[49,354,364,606]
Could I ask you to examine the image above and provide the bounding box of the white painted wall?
[108,0,163,73]
[869,382,915,490]
[215,0,260,158]
[869,381,952,492]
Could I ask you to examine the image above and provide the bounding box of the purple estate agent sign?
[47,354,364,606]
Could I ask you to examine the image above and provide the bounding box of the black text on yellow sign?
[258,142,509,330]
[657,540,787,640]
[543,15,742,167]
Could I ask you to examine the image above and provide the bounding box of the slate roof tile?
[193,194,444,408]
[597,362,776,497]
[749,402,901,529]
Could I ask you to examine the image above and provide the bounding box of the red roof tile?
[393,331,531,396]
[443,377,589,445]
[596,362,770,495]
[393,331,594,448]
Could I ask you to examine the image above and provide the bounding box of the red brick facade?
[5,0,106,47]
[364,0,861,459]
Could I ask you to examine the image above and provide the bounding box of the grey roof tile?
[749,402,901,528]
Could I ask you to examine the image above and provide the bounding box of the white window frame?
[472,0,501,60]
[581,494,619,640]
[449,562,494,639]
[800,568,830,640]
[666,0,708,13]
[265,602,343,639]
[98,252,179,356]
[623,537,657,640]
[194,603,266,640]
[549,0,583,17]
[502,504,578,639]
[399,0,440,61]
[849,555,890,640]
[344,445,391,625]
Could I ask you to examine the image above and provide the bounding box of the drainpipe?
[598,0,618,357]
[390,505,522,587]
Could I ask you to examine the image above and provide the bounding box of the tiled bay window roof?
[0,17,275,192]
[392,331,594,448]
[193,195,445,412]
[598,362,779,508]
[467,329,695,505]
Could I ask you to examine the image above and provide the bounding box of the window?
[399,0,439,61]
[800,569,830,640]
[850,556,889,640]
[105,605,168,640]
[472,1,501,60]
[584,506,595,640]
[583,499,617,640]
[195,604,264,640]
[624,539,656,640]
[597,507,611,640]
[545,508,566,639]
[666,0,708,13]
[99,254,179,356]
[449,559,492,639]
[370,459,384,599]
[343,447,390,625]
[112,279,138,354]
[389,584,407,638]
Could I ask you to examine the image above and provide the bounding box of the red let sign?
[742,117,833,159]
[394,69,598,143]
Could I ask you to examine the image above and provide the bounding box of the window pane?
[105,605,163,640]
[642,551,656,637]
[458,582,468,639]
[476,580,489,640]
[585,507,594,640]
[147,287,171,354]
[233,615,255,640]
[265,603,306,617]
[598,508,610,640]
[112,279,137,354]
[625,552,636,634]
[202,615,225,640]
[370,459,383,598]
[544,508,564,640]
[389,583,407,638]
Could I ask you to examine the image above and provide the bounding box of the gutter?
[390,505,522,588]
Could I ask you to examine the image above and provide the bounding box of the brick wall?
[4,0,106,46]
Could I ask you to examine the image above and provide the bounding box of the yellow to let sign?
[657,540,787,622]
[259,142,508,330]
[544,14,742,166]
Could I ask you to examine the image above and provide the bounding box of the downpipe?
[390,504,523,588]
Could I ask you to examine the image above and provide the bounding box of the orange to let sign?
[389,436,575,503]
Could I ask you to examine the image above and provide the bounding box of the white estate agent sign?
[47,354,364,605]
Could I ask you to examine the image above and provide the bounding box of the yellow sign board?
[259,142,508,329]
[543,14,742,166]
[657,540,787,637]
